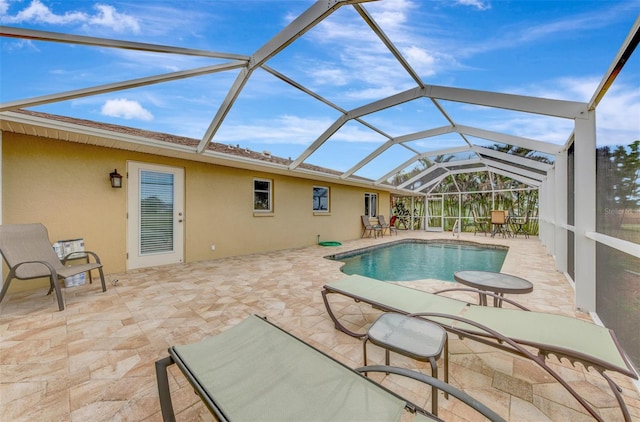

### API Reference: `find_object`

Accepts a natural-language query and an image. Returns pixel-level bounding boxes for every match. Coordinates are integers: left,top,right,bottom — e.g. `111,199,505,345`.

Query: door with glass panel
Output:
127,162,185,270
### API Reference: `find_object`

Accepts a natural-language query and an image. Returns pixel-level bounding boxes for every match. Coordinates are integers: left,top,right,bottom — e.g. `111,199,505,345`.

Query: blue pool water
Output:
332,241,507,282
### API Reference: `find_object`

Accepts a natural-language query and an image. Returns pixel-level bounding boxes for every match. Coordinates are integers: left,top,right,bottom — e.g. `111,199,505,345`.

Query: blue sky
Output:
1,0,638,180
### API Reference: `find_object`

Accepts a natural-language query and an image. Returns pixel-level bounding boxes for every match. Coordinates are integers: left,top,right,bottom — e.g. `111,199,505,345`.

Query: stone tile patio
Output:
1,231,638,421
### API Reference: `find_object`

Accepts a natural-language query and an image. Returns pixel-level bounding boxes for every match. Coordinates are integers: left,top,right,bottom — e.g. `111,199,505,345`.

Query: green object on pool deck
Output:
319,241,342,246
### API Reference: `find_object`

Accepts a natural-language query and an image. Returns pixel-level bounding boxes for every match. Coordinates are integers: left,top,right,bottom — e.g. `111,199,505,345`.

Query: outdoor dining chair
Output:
511,211,531,238
471,209,489,236
490,210,508,238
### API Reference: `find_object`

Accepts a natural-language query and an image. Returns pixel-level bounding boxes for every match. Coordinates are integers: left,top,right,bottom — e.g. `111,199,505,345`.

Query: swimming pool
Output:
328,240,508,282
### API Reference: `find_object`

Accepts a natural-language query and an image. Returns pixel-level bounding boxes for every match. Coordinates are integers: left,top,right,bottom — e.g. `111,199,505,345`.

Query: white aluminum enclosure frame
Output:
0,2,639,318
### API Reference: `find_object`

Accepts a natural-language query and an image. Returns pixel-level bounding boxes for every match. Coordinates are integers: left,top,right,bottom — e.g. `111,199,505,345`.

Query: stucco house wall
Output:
2,131,390,293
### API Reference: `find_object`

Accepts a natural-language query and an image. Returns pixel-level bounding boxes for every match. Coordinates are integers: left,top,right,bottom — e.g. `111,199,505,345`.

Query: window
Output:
313,186,329,212
364,193,377,217
253,178,272,212
140,170,174,254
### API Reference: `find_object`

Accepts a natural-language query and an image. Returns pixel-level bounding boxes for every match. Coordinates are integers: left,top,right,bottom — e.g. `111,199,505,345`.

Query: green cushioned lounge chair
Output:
322,275,639,422
155,314,505,422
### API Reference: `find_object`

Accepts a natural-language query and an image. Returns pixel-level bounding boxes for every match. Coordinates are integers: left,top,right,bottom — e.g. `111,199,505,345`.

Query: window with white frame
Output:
364,193,377,217
253,178,272,212
313,186,330,212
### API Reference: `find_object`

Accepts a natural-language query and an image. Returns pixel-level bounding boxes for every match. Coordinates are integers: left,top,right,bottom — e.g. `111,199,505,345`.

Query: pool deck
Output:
1,231,639,421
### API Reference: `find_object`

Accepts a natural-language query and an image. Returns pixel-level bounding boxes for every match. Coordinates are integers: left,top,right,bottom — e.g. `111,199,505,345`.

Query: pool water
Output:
333,241,507,282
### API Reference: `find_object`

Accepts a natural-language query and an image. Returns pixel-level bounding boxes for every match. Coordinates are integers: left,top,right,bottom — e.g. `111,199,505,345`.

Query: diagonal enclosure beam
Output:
457,125,562,156
487,167,542,187
341,126,457,179
1,1,587,194
197,0,377,153
262,65,393,140
0,62,247,112
353,4,424,88
290,87,424,169
0,26,247,60
292,81,576,172
426,85,589,120
482,158,545,182
472,146,552,172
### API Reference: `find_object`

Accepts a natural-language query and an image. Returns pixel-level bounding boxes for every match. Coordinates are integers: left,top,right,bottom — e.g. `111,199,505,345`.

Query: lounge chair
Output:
378,215,397,236
155,314,505,422
471,209,489,236
322,275,638,422
0,223,106,311
361,215,382,238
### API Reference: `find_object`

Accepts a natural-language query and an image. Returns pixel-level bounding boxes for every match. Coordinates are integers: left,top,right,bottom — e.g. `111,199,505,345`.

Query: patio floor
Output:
1,231,639,421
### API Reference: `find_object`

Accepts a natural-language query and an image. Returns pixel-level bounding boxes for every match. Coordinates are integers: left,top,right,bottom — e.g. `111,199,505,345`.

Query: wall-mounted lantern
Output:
109,169,123,188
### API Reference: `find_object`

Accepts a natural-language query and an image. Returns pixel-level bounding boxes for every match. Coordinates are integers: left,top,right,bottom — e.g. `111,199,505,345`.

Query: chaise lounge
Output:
155,314,505,421
322,275,638,422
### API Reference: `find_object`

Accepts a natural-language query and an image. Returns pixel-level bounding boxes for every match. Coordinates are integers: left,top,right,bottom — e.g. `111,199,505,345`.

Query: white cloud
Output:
2,0,87,25
454,0,491,11
596,83,640,146
0,0,9,16
473,75,640,146
368,0,414,29
101,99,153,121
0,0,139,33
310,67,349,87
217,115,333,145
402,45,437,77
84,4,140,33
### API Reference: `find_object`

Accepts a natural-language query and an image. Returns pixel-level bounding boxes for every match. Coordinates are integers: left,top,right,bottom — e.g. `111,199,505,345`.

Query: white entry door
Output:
127,162,185,270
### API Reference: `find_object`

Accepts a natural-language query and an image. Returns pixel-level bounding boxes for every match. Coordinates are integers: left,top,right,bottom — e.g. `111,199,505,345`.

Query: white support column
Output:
538,180,546,245
545,168,556,256
574,111,597,312
554,150,568,273
0,131,3,288
538,171,555,254
538,170,553,253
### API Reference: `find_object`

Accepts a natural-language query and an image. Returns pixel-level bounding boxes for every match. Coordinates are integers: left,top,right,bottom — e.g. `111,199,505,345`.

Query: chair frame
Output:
490,210,509,238
471,209,489,236
511,211,531,238
0,223,106,311
322,276,638,422
378,215,398,236
361,215,382,238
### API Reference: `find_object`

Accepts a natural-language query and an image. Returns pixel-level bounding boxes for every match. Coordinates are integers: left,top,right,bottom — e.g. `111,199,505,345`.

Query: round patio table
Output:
453,270,533,307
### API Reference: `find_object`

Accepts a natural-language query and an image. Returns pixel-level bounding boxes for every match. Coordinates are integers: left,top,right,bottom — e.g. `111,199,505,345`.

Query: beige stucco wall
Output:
2,132,390,293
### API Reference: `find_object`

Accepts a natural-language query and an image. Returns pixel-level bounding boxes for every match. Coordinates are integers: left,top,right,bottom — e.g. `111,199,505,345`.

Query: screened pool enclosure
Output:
1,1,638,373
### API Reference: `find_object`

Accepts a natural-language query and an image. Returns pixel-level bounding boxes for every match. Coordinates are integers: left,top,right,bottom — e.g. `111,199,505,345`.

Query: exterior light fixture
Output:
109,169,123,188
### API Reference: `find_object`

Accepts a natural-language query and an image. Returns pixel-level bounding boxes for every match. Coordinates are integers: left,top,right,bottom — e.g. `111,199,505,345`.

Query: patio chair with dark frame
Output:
361,215,382,238
156,314,505,422
471,209,489,236
511,211,531,238
0,223,107,311
490,210,509,238
378,215,398,236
